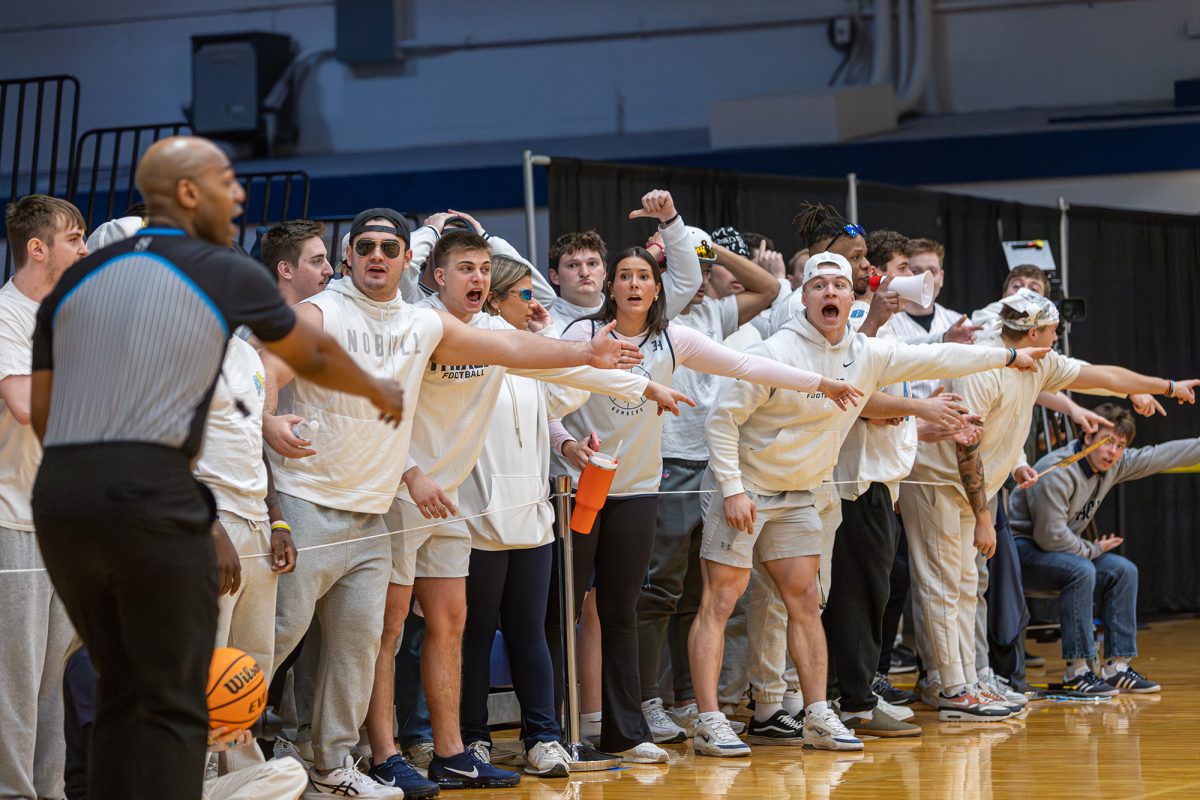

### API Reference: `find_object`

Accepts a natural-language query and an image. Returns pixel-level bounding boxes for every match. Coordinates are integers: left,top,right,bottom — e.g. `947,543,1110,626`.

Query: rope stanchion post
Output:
552,473,620,771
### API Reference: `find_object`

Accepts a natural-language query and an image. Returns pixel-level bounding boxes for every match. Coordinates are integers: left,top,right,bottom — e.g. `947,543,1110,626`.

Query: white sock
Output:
781,691,804,717
698,711,726,725
753,701,782,722
581,711,602,723
805,700,829,717
942,682,967,697
1103,659,1129,676
1065,660,1089,680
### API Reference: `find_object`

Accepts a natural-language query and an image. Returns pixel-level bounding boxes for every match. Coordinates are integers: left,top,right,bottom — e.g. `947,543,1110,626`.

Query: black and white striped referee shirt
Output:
32,227,296,457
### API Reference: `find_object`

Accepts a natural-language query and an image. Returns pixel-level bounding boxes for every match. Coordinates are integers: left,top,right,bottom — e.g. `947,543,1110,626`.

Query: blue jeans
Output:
1015,537,1138,660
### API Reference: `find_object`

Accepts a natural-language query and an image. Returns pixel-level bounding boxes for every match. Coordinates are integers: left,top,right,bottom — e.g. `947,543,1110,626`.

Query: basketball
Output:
206,647,266,731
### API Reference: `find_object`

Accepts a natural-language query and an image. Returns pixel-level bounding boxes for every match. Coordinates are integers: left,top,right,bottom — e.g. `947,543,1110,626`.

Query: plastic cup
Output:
570,453,618,534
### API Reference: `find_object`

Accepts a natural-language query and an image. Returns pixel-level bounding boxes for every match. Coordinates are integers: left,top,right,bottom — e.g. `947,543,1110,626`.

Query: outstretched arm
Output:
432,312,640,371
1070,365,1197,404
674,325,861,409
956,438,996,559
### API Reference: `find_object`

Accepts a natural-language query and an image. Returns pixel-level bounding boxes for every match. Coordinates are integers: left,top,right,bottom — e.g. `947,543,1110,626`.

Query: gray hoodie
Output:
1009,435,1200,559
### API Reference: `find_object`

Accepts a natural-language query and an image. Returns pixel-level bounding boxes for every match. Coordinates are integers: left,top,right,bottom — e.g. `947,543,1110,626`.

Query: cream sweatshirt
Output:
706,311,1011,499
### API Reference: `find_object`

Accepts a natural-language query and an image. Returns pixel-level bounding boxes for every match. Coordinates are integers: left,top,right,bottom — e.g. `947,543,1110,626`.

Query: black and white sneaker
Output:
746,710,805,746
1103,666,1160,694
1060,669,1119,697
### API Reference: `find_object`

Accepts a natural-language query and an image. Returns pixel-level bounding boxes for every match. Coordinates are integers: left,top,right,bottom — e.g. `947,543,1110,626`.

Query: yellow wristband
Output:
271,521,292,533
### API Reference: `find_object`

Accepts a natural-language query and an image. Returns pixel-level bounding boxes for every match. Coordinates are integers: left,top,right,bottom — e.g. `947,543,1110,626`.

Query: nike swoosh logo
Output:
445,766,479,778
843,361,854,367
378,777,397,786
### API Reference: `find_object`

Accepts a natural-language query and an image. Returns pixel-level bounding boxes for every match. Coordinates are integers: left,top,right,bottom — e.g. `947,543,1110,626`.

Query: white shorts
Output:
700,481,840,570
386,498,472,585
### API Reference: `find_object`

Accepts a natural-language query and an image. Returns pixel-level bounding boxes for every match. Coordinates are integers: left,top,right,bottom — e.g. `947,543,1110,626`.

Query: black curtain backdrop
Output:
548,158,1200,615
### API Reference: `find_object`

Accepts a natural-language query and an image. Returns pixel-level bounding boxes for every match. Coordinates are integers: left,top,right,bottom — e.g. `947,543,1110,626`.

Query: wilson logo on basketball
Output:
222,663,262,695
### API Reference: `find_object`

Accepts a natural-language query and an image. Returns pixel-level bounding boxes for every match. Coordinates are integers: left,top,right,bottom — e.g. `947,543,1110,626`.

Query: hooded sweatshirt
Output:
1009,435,1200,559
397,294,648,506
832,301,916,503
270,278,444,514
460,374,589,551
706,310,1011,499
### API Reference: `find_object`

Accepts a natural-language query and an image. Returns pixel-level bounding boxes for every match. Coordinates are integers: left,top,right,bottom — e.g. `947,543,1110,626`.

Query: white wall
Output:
3,0,1199,156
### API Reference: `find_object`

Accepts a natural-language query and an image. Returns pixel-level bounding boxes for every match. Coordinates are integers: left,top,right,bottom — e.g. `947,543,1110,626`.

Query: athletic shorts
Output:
700,480,840,569
386,498,471,585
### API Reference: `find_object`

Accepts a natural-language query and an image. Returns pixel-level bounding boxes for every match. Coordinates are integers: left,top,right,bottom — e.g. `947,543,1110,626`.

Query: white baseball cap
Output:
801,251,853,286
85,216,144,252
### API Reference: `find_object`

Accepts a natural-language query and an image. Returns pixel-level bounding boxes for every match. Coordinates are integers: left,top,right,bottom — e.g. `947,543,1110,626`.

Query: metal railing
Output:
68,121,190,230
235,170,311,246
1,74,81,277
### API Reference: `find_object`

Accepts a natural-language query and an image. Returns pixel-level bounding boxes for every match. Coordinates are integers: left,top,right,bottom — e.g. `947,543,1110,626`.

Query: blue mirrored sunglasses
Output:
502,288,533,301
827,222,867,248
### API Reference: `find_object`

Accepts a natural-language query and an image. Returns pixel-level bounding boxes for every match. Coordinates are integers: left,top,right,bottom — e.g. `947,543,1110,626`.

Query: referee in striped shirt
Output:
29,136,405,800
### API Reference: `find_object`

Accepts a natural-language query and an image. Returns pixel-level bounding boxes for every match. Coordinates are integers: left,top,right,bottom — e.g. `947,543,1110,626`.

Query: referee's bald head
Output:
135,136,246,247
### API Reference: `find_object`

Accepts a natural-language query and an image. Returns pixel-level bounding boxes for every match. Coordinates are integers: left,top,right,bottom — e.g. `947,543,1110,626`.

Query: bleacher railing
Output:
1,75,81,277
69,121,191,230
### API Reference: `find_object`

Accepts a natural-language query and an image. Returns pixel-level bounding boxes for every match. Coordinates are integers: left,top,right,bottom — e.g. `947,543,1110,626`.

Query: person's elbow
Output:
9,402,31,427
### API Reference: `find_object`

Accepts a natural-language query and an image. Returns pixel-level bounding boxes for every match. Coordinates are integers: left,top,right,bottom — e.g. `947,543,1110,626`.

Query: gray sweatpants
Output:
0,527,73,800
215,511,277,773
273,494,390,771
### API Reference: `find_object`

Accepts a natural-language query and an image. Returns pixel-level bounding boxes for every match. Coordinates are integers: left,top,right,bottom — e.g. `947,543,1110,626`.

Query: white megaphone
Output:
869,271,935,308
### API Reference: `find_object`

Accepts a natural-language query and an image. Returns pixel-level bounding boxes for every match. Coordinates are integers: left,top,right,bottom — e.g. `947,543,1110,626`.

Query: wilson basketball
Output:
206,647,266,730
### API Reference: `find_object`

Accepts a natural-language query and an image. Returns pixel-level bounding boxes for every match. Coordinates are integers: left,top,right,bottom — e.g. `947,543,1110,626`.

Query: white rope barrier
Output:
0,478,969,575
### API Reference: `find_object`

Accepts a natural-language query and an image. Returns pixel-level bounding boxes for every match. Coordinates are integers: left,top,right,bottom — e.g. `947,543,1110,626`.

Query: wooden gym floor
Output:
475,616,1200,800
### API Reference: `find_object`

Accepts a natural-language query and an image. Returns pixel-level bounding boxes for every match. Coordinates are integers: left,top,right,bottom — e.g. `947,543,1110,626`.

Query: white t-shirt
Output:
0,280,40,530
195,337,270,522
661,296,739,461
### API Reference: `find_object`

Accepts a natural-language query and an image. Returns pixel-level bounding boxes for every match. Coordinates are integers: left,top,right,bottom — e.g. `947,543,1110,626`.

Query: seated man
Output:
1009,402,1200,695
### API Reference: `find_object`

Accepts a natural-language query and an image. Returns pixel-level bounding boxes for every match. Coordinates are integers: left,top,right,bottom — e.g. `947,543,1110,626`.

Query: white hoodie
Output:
706,310,1011,499
460,374,588,550
270,278,444,514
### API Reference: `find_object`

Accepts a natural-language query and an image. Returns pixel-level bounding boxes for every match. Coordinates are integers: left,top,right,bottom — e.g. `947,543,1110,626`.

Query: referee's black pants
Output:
823,483,900,714
34,444,218,800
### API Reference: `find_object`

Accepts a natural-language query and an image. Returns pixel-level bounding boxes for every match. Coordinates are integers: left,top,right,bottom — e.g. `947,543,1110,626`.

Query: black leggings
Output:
462,544,559,749
545,495,658,753
35,444,217,800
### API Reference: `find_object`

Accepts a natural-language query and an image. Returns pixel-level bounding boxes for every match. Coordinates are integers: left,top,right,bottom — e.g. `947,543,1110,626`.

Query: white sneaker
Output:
304,756,404,798
875,695,915,722
524,740,571,777
467,739,493,764
693,715,751,758
802,709,865,751
981,671,1029,707
667,701,699,737
616,741,670,764
642,698,688,743
273,736,309,767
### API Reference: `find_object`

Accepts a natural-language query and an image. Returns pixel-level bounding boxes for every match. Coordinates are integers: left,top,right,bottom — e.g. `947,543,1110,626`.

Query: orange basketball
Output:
207,647,266,731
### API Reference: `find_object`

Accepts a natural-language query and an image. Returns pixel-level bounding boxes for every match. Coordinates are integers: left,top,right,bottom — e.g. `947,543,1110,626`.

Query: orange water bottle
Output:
571,453,618,533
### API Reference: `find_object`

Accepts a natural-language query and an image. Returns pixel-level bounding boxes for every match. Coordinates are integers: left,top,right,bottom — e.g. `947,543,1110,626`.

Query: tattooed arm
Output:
956,438,997,559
